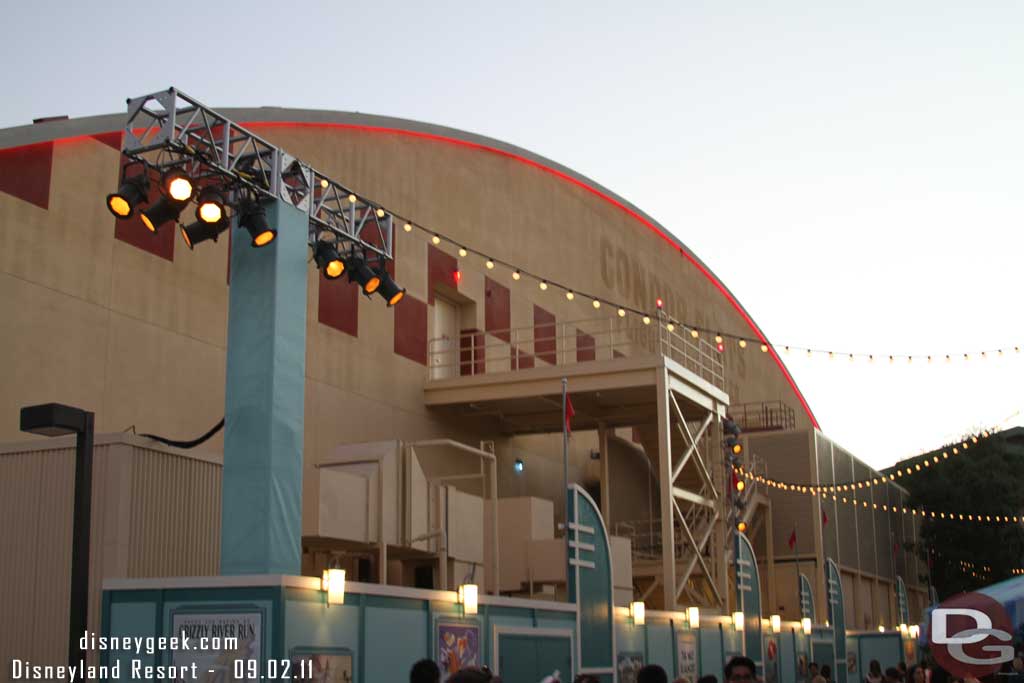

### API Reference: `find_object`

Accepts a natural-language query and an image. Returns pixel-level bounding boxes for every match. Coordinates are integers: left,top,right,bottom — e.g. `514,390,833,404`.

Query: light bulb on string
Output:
761,344,769,353
539,280,548,291
566,290,575,301
739,339,747,348
458,247,468,257
618,308,626,318
667,322,676,332
690,329,699,339
643,316,651,325
485,258,495,270
432,234,441,245
403,222,413,233
512,270,521,281
593,299,601,309
347,194,357,203
715,333,723,344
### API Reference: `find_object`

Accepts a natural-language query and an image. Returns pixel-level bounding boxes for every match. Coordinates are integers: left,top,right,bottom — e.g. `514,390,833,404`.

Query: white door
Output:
430,296,459,380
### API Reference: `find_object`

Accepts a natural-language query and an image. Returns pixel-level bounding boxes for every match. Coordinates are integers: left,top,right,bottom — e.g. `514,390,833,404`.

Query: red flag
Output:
822,509,829,527
565,394,575,436
788,528,797,551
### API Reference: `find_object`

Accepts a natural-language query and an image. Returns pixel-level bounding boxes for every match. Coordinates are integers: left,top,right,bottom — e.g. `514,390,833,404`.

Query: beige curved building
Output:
0,106,926,668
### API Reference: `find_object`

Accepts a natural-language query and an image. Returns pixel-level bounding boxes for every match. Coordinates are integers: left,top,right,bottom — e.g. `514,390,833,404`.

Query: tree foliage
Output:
894,428,1024,599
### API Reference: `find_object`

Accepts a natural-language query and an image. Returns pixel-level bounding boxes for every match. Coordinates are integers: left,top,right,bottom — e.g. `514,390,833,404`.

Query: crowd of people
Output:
408,651,1024,683
407,653,759,683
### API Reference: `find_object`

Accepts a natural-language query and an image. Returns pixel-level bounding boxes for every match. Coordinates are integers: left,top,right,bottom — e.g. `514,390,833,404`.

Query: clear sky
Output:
2,0,1021,469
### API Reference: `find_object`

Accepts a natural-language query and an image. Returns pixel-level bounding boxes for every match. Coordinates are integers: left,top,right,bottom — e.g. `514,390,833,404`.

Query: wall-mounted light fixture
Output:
688,606,700,630
322,568,345,605
801,617,812,635
732,611,744,631
459,584,478,615
878,625,885,633
630,601,646,626
899,623,908,636
908,625,920,639
770,615,781,634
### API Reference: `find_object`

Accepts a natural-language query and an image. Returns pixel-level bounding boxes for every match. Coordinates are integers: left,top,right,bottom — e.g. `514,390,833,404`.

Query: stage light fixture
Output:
374,269,406,306
180,218,229,250
140,196,187,233
239,201,276,247
346,256,381,295
736,521,747,533
313,241,345,280
106,173,149,219
162,170,194,202
195,188,226,224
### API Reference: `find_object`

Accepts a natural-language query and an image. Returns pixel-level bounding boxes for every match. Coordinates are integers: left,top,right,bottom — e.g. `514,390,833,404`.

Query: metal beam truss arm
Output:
121,87,393,260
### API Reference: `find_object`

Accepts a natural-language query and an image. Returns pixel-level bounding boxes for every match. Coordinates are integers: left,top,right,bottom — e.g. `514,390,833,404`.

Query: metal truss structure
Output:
120,88,393,261
631,367,730,611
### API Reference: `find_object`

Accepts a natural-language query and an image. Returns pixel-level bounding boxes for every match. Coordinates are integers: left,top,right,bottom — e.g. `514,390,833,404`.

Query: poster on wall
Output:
676,632,699,683
617,653,645,683
437,621,480,680
289,648,354,683
169,609,262,683
765,637,779,683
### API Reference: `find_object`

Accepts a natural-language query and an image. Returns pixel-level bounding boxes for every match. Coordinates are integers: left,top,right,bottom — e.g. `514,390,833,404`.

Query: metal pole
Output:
562,377,569,532
69,412,94,667
794,520,803,617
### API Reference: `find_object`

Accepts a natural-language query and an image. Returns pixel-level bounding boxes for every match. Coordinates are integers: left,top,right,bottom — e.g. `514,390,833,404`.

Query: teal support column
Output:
221,199,308,575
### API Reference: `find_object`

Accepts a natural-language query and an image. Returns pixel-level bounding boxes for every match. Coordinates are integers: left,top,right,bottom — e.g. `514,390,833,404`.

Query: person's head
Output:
899,663,908,674
909,666,925,683
448,668,492,683
411,659,441,683
725,656,757,683
822,665,832,680
1013,657,1024,673
698,675,719,683
885,668,902,683
810,663,821,676
871,661,882,676
638,665,670,683
574,676,599,683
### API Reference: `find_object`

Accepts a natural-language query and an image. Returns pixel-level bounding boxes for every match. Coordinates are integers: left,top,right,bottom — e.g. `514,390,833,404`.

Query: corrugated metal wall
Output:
0,435,220,676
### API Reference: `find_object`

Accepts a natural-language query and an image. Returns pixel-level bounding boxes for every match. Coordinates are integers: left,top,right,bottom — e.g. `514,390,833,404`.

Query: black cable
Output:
140,418,224,449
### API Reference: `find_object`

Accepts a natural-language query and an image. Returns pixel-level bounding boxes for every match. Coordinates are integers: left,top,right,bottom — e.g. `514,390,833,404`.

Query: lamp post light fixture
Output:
322,568,345,605
732,611,745,631
20,403,95,669
459,584,479,615
630,601,646,626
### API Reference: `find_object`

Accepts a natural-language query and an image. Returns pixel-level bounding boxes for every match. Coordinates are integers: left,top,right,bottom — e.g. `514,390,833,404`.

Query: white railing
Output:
427,315,725,389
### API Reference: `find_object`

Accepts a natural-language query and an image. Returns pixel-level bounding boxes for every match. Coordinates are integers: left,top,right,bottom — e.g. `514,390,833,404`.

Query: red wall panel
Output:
534,305,556,365
576,329,596,362
319,275,359,338
394,295,428,365
0,141,53,210
427,245,458,305
485,277,511,342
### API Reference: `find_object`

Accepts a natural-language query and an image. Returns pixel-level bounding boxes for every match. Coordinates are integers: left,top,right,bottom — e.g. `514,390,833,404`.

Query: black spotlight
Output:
162,169,195,202
106,173,149,219
140,196,188,233
239,201,276,247
195,188,226,224
313,241,345,280
180,217,230,250
374,268,406,306
346,255,381,295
